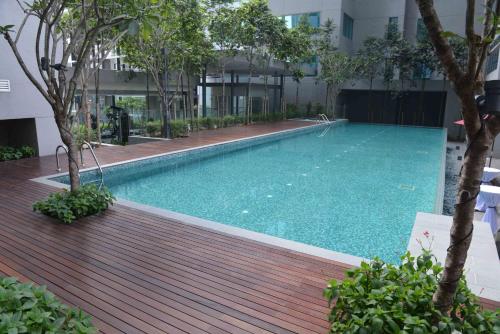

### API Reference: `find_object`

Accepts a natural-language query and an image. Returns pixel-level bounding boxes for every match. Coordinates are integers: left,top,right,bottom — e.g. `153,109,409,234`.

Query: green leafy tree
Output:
120,0,178,138
208,1,240,120
276,15,315,113
1,0,143,191
236,0,278,123
317,19,358,118
170,0,212,122
357,37,385,122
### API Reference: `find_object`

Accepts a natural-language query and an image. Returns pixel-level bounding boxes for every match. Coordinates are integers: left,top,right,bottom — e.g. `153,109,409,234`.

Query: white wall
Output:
0,1,62,156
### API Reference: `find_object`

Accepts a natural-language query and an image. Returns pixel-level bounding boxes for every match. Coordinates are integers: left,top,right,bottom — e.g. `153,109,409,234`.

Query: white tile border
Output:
434,128,448,214
409,212,500,302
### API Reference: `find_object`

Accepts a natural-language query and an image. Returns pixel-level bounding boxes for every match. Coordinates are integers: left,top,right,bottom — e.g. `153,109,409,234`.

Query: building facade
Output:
0,0,495,156
268,0,483,140
0,1,62,156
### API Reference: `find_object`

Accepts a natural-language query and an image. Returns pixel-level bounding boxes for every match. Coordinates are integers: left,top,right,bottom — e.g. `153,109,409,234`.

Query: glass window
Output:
389,16,398,26
486,48,499,74
309,12,320,28
281,12,320,29
343,13,353,40
416,18,428,41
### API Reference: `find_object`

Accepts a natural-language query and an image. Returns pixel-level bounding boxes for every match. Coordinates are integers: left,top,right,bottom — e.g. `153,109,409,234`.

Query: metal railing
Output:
81,141,104,189
55,145,69,172
55,141,104,189
318,114,331,123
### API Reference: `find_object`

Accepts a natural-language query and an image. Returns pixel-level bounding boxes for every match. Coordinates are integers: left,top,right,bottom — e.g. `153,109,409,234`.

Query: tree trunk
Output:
419,79,426,125
433,108,492,310
221,65,226,121
368,77,373,122
79,82,91,142
295,82,299,108
187,71,194,130
57,120,80,192
246,49,254,125
95,73,101,144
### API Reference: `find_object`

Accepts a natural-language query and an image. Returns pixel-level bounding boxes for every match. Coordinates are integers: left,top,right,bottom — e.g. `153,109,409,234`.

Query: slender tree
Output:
317,19,358,118
208,2,240,121
236,0,276,124
415,0,500,311
120,0,176,138
357,37,385,122
275,14,315,115
1,0,142,191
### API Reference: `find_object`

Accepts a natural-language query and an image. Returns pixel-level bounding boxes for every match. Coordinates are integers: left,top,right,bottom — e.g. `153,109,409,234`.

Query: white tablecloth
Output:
475,167,500,211
482,167,500,182
478,185,500,235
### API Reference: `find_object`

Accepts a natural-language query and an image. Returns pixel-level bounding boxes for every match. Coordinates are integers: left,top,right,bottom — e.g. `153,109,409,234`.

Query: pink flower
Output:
423,231,430,238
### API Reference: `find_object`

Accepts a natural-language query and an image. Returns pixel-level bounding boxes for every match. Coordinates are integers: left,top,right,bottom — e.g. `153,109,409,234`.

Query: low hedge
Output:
0,146,36,161
324,251,500,333
33,184,115,224
0,276,96,333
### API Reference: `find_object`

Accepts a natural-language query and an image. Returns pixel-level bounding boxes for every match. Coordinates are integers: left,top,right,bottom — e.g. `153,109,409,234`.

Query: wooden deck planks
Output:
0,121,498,334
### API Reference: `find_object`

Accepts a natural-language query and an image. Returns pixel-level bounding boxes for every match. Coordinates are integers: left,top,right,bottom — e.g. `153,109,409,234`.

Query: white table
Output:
478,185,500,235
482,167,500,183
475,167,500,211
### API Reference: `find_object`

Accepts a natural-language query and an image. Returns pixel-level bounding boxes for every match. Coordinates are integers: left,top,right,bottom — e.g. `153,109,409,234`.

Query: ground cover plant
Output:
0,276,96,333
324,250,500,334
0,146,35,161
33,184,115,224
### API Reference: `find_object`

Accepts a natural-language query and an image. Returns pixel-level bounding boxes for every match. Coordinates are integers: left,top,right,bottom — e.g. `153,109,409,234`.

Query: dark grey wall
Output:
0,118,38,151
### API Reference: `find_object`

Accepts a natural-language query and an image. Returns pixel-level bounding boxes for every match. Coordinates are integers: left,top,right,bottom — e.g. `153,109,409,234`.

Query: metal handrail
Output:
318,114,331,123
55,145,68,172
81,141,104,189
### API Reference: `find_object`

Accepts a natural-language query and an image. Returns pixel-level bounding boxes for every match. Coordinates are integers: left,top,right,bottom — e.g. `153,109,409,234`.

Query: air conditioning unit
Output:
0,79,11,92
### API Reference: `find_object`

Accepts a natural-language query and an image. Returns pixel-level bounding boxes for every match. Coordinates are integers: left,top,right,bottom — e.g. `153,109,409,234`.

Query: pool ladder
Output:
317,114,331,123
55,141,104,189
317,114,332,137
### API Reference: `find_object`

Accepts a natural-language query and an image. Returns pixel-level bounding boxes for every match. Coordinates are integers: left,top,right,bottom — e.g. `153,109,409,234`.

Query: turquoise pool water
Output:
54,123,446,263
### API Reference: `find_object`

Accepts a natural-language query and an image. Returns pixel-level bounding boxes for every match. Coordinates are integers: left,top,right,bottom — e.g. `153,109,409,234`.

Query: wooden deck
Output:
0,121,497,333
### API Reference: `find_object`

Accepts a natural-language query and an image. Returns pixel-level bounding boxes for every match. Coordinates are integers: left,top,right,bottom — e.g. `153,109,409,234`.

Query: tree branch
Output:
2,32,53,104
475,0,500,81
415,0,466,86
465,0,478,78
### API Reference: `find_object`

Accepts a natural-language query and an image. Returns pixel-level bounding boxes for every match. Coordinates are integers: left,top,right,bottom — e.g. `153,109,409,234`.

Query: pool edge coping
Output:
434,128,448,214
32,119,367,267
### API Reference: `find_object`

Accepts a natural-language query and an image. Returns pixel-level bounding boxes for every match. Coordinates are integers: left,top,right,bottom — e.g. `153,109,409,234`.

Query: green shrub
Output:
33,184,115,224
324,251,500,334
285,104,304,119
0,276,96,333
170,120,189,138
188,118,200,131
306,101,313,116
199,117,216,129
145,120,161,136
0,146,36,161
222,115,244,127
73,125,97,146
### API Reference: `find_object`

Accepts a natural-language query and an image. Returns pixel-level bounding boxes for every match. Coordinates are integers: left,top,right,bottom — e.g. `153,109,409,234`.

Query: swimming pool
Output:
50,122,446,263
